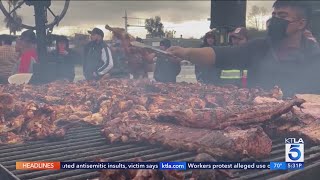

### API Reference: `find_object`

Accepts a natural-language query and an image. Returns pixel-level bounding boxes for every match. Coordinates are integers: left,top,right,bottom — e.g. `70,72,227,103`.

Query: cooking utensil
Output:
130,41,183,62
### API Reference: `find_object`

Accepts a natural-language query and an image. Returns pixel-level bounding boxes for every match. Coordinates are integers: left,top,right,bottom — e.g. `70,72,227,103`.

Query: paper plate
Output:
8,73,33,85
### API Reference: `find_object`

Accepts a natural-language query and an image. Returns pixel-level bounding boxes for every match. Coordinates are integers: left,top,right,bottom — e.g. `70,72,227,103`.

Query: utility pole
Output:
25,0,54,84
123,11,146,30
123,10,128,32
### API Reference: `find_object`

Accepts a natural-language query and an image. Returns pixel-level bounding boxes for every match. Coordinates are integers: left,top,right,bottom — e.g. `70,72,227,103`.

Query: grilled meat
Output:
16,103,59,141
102,116,272,159
105,25,153,79
0,93,15,123
0,93,67,144
1,79,282,109
265,95,320,144
0,79,305,150
105,24,135,43
153,99,304,130
253,96,283,104
0,132,23,144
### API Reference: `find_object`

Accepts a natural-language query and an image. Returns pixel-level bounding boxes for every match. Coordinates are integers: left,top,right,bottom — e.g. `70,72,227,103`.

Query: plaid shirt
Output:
0,45,18,79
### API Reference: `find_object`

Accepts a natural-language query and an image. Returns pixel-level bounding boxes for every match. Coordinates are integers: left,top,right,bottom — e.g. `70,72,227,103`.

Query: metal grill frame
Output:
1,125,320,180
0,164,19,180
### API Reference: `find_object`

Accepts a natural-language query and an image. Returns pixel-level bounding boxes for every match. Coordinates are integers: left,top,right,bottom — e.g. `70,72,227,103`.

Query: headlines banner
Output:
15,161,302,170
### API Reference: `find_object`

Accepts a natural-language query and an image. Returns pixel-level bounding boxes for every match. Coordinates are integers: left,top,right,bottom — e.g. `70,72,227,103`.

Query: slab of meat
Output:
143,83,283,107
102,117,272,160
264,94,320,144
0,93,67,144
0,79,288,145
105,24,154,79
294,94,320,119
264,116,320,144
153,99,304,130
0,132,23,144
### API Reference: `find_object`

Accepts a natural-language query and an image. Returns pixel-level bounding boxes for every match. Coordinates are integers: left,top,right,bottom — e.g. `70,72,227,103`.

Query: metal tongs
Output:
130,41,183,63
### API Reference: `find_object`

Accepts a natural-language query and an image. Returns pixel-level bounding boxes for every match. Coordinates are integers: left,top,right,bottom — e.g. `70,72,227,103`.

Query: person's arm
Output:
96,47,114,76
167,39,266,69
166,47,215,65
185,47,216,65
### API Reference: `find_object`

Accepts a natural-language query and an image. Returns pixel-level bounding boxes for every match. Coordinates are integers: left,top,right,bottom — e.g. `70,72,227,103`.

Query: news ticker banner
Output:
15,162,304,170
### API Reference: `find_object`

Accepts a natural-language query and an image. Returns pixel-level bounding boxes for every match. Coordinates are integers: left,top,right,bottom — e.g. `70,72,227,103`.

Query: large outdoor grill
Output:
1,125,320,180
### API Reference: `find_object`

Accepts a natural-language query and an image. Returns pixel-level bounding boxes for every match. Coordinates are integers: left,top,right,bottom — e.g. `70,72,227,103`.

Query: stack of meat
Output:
102,94,304,160
0,79,285,129
264,94,320,144
0,93,65,144
0,78,314,159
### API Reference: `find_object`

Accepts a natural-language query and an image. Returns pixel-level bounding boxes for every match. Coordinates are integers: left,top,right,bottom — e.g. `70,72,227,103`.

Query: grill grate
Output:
1,126,320,180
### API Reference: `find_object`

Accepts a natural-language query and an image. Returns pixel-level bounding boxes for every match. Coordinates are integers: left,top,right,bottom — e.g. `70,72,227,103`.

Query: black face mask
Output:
267,17,290,42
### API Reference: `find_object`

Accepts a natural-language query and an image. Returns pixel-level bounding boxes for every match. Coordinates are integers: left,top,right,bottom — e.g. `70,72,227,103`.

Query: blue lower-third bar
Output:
270,162,287,170
159,162,186,170
287,162,304,170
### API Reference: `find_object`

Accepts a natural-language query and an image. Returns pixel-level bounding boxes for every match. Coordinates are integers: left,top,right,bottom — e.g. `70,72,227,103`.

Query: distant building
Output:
146,34,152,39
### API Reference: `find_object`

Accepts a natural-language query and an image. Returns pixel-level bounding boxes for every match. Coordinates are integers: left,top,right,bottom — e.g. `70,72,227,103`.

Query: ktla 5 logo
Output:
285,138,304,162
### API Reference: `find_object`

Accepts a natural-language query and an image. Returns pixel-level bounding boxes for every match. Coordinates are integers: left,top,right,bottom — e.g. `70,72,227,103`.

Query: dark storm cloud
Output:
0,1,210,27
59,1,211,26
0,0,274,31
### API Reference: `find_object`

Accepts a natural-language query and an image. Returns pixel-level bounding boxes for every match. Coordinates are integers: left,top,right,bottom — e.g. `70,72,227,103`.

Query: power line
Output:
123,10,128,32
123,11,147,31
128,23,146,28
126,17,146,20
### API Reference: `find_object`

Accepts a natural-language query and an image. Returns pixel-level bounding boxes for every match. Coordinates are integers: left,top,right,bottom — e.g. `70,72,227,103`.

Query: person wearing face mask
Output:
83,28,114,80
195,31,221,84
166,0,320,96
267,17,317,44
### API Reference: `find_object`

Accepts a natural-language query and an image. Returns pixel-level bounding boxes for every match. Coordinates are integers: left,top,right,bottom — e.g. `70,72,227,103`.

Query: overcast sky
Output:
0,0,275,38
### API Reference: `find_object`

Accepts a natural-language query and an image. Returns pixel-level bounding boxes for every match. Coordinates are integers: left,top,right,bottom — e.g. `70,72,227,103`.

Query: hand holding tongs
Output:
130,41,184,63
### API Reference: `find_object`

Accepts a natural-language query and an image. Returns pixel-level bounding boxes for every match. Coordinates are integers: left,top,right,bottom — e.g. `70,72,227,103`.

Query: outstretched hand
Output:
166,46,189,59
